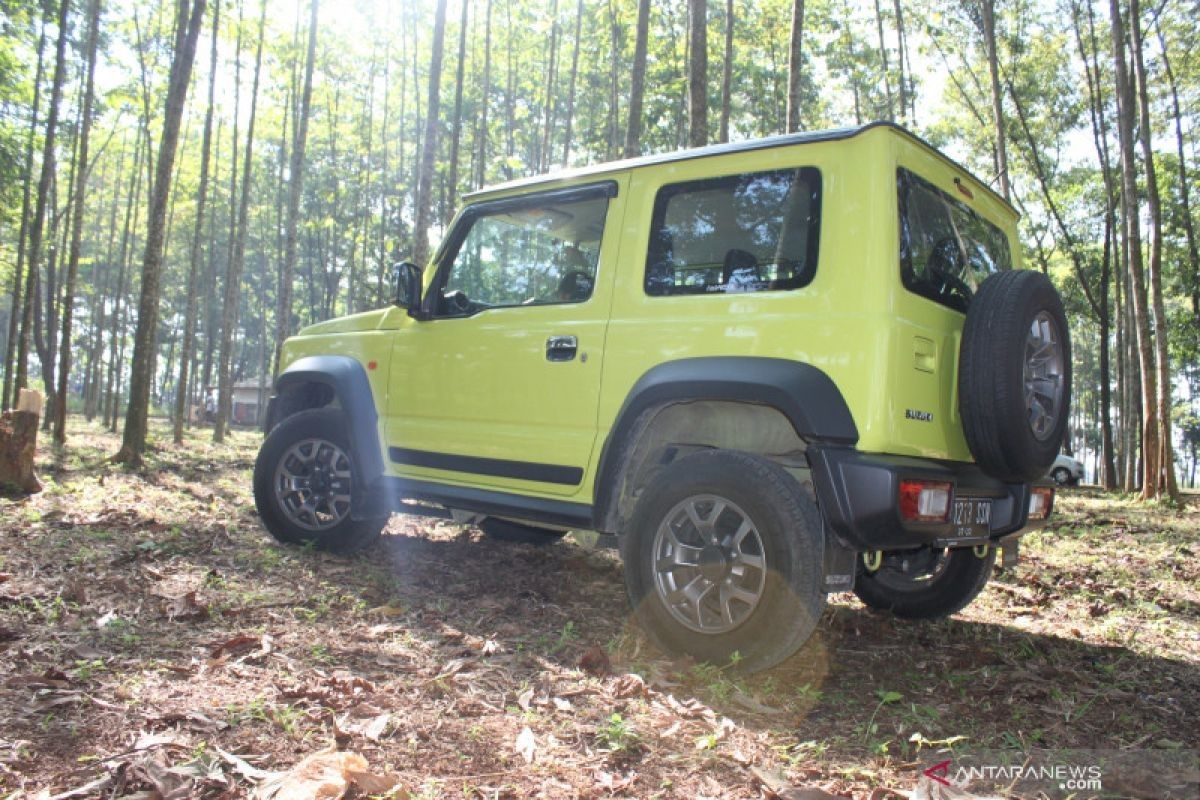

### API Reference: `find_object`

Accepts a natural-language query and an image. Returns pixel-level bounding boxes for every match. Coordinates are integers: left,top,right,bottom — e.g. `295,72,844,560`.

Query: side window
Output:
437,194,608,316
644,167,821,296
897,168,1011,313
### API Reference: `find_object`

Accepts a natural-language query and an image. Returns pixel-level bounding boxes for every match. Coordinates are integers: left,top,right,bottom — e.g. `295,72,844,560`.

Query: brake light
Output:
1028,487,1054,519
899,480,952,522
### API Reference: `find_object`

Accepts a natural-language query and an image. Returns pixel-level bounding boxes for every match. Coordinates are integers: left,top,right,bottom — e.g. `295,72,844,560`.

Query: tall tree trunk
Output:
2,12,48,411
561,0,580,166
785,0,804,132
539,0,559,172
15,0,71,412
625,0,650,157
413,0,448,265
872,0,893,120
274,0,317,372
446,0,468,219
476,0,493,182
980,0,1009,200
687,0,707,147
1128,0,1178,500
718,0,732,143
53,0,102,444
1108,0,1158,498
174,0,220,444
114,0,208,464
893,0,908,121
214,0,265,443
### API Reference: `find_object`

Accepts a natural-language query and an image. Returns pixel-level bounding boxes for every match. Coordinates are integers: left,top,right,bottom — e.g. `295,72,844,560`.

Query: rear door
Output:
384,179,626,498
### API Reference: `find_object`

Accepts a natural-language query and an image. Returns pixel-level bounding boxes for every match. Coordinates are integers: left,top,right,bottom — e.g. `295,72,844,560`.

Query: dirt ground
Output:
1,418,1197,799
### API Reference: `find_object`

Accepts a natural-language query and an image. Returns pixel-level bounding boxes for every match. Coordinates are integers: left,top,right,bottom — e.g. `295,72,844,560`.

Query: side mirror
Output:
392,261,422,313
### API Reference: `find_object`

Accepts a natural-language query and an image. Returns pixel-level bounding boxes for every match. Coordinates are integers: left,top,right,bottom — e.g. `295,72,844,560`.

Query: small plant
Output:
861,689,902,745
595,713,641,753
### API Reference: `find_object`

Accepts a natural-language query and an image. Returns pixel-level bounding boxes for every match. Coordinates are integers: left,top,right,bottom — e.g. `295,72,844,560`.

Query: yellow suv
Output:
254,122,1070,671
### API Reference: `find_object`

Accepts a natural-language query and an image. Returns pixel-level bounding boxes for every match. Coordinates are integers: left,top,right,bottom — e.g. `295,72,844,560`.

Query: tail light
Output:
1028,487,1054,519
899,480,952,522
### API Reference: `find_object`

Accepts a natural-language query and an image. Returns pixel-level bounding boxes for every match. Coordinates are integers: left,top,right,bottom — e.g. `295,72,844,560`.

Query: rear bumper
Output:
808,446,1050,551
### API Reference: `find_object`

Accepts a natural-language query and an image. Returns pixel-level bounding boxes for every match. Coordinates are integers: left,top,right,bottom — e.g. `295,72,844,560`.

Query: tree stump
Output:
0,389,43,494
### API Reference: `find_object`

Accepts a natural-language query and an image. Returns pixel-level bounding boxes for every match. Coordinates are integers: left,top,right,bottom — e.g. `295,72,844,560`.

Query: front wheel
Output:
253,409,385,553
620,450,825,673
854,546,995,619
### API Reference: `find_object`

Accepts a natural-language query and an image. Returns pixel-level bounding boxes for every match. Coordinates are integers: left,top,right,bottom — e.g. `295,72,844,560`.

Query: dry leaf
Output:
164,590,209,621
210,633,259,659
255,749,402,800
579,645,611,676
515,726,537,764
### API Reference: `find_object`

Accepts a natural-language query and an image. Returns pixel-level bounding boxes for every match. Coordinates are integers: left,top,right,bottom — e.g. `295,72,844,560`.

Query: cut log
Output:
1,389,43,494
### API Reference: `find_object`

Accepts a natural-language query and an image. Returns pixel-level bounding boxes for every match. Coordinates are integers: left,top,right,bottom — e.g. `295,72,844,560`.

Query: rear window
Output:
897,168,1010,313
645,167,821,296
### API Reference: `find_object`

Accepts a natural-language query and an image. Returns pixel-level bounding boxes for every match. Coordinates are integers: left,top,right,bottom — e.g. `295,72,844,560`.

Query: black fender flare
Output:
268,355,384,491
592,356,858,529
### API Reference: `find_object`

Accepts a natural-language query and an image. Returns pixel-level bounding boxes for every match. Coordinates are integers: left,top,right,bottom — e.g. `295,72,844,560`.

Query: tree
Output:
625,0,651,157
980,0,1009,200
114,0,208,464
785,0,804,132
687,0,707,147
53,0,102,444
718,0,733,143
412,0,448,265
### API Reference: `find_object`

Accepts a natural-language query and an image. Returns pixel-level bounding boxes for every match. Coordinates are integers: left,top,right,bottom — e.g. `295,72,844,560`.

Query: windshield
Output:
897,168,1011,313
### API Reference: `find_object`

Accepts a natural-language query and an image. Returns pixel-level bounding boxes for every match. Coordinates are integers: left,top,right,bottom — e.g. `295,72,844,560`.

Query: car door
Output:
385,179,626,499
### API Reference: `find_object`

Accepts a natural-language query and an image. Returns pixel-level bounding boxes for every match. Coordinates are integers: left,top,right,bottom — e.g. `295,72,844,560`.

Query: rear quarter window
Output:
898,168,1011,313
644,167,821,296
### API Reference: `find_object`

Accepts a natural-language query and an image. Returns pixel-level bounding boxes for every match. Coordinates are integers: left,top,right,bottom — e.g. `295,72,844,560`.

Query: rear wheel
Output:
1051,467,1072,486
854,547,994,619
253,409,385,553
620,450,825,673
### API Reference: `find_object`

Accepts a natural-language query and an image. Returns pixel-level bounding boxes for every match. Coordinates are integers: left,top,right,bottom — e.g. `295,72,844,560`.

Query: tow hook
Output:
863,551,883,572
972,544,990,559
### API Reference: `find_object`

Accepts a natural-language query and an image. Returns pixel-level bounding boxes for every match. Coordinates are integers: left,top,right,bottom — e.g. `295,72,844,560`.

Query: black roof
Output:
465,121,1014,215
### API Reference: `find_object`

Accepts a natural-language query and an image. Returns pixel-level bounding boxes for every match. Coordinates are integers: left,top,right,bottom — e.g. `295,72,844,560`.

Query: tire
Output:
1051,467,1071,486
959,270,1072,483
854,547,994,619
620,450,825,673
479,518,567,545
253,409,385,553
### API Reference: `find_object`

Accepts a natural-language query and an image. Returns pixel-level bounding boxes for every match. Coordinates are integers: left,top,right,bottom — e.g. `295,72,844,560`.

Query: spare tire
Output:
959,270,1071,483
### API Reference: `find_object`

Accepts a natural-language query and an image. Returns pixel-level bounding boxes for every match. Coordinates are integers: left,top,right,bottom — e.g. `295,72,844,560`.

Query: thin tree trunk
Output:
893,0,908,121
214,0,265,443
114,0,208,464
1108,0,1158,498
538,0,559,172
561,0,580,166
872,0,893,120
274,0,317,373
53,0,102,444
687,0,707,147
413,0,448,265
174,0,220,444
1128,0,1177,500
2,13,48,411
625,0,650,157
980,0,1009,200
446,0,468,218
15,0,71,411
718,0,732,143
476,0,493,182
785,0,804,132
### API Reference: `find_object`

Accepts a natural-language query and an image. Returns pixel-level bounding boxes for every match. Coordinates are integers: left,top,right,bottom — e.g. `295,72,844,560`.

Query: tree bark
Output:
538,0,559,172
114,0,208,464
718,0,733,143
174,0,220,444
980,0,1009,200
785,0,804,132
687,0,707,147
446,0,468,220
412,0,448,266
561,0,580,166
53,0,102,444
274,0,317,373
872,0,893,120
1128,0,1177,500
476,0,493,182
14,0,71,413
214,0,266,443
625,0,651,157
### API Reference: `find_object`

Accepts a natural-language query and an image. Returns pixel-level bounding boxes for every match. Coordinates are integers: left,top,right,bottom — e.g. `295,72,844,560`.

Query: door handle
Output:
546,335,578,362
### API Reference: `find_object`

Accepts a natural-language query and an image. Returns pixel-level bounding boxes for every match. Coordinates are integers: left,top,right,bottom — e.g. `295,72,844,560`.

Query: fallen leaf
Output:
516,726,537,764
164,591,209,621
579,645,611,676
610,673,647,699
209,634,259,659
254,749,402,800
66,643,106,660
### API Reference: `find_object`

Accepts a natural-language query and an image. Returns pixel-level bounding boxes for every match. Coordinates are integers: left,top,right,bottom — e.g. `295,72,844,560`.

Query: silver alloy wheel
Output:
273,438,353,531
651,494,767,634
1024,310,1065,441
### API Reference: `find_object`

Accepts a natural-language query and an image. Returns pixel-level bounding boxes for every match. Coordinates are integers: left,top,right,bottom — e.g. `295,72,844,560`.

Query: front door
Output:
385,180,626,498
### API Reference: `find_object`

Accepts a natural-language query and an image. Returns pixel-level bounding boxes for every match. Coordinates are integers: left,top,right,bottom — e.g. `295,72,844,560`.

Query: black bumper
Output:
808,445,1049,551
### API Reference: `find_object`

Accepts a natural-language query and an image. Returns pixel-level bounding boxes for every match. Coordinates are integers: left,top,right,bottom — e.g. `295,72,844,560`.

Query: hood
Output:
295,308,392,336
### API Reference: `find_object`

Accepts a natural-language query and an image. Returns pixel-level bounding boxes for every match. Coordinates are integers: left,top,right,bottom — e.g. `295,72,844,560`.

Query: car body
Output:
255,122,1070,671
1048,453,1085,486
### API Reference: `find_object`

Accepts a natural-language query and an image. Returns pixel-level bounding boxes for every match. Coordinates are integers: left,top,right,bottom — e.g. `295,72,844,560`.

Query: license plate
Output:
951,497,992,538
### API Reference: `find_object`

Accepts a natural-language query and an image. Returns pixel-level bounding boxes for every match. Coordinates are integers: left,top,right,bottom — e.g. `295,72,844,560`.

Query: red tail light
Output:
1028,487,1054,519
899,480,952,522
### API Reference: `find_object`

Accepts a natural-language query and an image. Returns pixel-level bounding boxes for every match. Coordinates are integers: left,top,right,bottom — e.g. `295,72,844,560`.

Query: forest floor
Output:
0,417,1197,799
